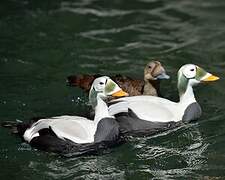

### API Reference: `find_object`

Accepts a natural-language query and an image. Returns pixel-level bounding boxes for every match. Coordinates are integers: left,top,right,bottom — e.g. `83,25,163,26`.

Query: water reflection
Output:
36,154,126,179
28,124,209,179
129,125,207,178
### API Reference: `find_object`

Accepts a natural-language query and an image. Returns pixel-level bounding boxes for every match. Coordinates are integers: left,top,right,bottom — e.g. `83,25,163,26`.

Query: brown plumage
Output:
67,61,169,97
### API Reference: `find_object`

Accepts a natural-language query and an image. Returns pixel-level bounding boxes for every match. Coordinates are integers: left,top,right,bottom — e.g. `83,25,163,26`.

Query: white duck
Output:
13,76,128,155
108,64,219,128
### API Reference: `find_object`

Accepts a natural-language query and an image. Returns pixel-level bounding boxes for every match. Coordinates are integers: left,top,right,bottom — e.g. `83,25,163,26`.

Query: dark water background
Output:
0,0,225,179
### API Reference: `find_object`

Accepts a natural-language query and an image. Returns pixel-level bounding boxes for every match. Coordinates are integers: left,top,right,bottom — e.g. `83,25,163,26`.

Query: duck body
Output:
108,64,219,135
109,95,201,123
67,61,169,97
20,115,120,155
2,76,128,156
24,115,120,144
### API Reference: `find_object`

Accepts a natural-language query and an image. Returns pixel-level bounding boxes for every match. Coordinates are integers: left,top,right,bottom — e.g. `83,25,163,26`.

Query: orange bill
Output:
202,74,220,82
111,90,129,97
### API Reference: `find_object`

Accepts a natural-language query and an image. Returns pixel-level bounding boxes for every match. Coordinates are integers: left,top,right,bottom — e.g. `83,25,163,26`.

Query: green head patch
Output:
195,66,207,81
105,80,116,94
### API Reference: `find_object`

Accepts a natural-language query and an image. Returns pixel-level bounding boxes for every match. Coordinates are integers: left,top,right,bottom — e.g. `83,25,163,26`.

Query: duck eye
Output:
148,65,152,69
99,82,104,85
190,69,194,71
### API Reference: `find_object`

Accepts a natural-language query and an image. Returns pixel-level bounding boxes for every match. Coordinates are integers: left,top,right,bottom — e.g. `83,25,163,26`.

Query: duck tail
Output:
1,120,28,136
1,120,19,128
2,117,46,140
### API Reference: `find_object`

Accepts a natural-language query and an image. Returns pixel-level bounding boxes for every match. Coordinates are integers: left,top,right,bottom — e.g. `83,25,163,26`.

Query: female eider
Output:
108,64,219,135
2,76,128,156
67,60,170,97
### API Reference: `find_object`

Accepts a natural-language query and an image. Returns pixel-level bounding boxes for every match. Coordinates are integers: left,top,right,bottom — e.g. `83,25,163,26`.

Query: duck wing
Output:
24,116,96,144
109,96,179,122
50,116,96,143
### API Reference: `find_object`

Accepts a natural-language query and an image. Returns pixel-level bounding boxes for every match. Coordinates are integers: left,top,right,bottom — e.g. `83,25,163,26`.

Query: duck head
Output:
144,61,170,81
177,64,219,97
89,76,128,108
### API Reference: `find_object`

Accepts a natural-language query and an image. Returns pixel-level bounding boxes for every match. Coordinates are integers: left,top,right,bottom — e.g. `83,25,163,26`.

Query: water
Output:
0,0,225,179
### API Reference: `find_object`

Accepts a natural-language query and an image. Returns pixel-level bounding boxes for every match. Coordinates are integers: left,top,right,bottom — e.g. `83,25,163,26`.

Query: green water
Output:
0,0,225,179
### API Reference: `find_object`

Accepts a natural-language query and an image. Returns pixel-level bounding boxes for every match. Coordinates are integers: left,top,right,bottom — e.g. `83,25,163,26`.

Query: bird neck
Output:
177,72,196,105
94,96,112,124
179,83,196,105
143,79,159,96
89,88,98,109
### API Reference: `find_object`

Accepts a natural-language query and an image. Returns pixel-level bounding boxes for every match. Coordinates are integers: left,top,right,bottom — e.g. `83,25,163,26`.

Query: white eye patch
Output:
93,76,109,91
183,65,196,79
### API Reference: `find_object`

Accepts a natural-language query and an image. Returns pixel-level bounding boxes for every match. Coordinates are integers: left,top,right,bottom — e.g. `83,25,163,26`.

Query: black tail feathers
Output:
1,121,19,128
1,120,29,138
1,117,45,137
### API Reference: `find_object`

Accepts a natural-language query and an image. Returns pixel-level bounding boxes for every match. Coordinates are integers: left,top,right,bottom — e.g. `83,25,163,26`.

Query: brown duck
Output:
67,61,170,97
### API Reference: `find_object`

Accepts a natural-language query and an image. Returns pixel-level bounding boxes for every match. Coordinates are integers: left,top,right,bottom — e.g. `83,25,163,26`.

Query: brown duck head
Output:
144,61,170,81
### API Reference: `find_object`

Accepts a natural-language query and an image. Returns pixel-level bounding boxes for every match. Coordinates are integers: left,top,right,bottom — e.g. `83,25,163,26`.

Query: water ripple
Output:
59,7,133,17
